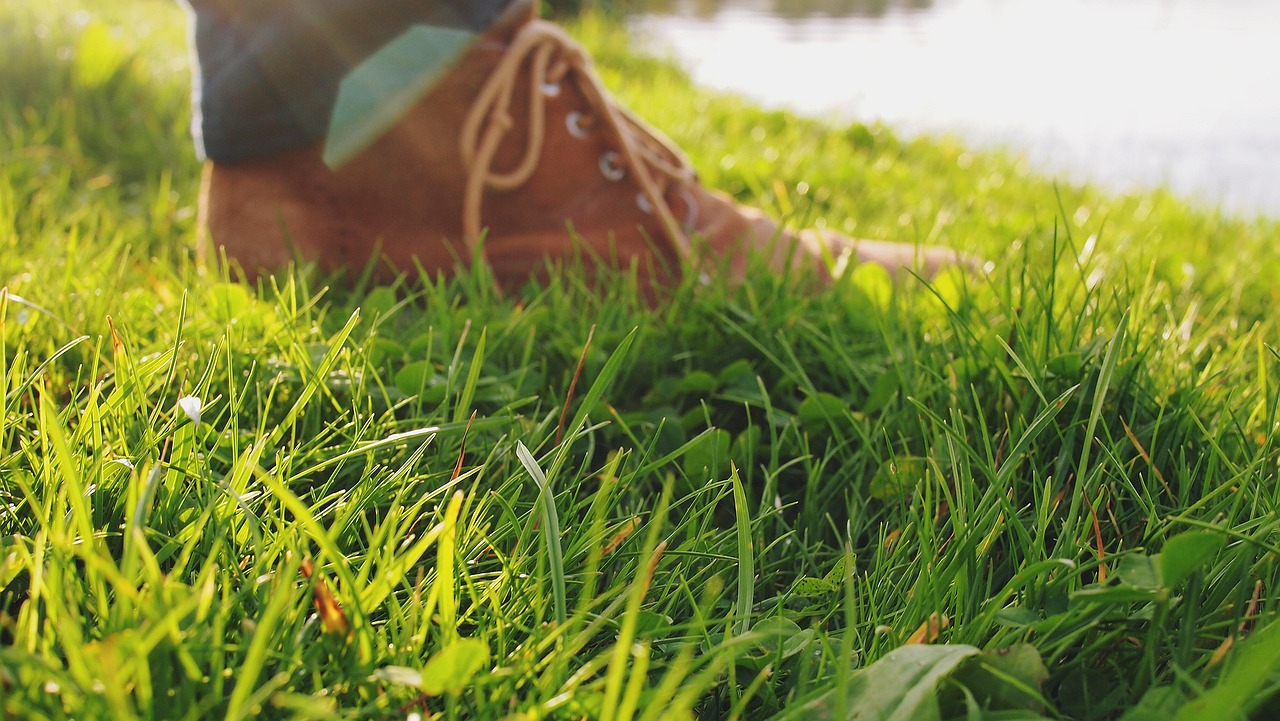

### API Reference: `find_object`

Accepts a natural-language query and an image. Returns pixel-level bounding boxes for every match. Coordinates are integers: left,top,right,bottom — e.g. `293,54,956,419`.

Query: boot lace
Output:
459,19,697,260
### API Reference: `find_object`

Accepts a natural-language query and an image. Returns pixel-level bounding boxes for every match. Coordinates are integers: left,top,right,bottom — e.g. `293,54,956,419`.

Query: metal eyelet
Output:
636,192,654,214
540,81,562,97
598,151,625,181
565,111,592,139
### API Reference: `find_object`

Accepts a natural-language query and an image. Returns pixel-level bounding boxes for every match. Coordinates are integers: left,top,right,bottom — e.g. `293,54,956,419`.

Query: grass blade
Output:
517,441,567,626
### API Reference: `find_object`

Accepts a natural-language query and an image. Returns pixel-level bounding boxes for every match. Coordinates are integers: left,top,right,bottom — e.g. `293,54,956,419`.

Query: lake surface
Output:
628,0,1280,217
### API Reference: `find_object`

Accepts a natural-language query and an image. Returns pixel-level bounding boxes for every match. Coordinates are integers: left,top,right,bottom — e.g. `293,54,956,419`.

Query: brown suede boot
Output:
200,0,963,293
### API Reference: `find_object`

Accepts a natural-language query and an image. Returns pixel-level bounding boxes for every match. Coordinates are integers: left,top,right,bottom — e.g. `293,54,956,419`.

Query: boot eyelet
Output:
599,151,626,181
540,81,562,97
636,192,654,214
566,111,593,138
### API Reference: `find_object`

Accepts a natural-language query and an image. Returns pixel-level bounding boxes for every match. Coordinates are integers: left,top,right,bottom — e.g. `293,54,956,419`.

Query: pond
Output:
627,0,1280,217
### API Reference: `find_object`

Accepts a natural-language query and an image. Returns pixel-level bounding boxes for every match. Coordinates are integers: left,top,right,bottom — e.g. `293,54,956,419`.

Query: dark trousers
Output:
183,0,516,162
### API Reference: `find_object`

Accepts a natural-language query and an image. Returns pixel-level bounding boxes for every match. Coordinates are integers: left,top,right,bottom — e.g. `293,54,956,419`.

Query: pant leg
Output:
183,0,517,162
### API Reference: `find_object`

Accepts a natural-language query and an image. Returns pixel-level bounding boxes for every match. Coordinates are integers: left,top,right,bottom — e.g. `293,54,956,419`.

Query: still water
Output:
628,0,1280,217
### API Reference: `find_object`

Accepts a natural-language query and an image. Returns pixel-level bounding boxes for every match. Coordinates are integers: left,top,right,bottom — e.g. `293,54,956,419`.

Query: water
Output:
628,0,1280,217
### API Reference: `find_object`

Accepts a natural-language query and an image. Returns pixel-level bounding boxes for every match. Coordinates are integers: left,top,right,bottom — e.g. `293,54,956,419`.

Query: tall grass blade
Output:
517,441,567,626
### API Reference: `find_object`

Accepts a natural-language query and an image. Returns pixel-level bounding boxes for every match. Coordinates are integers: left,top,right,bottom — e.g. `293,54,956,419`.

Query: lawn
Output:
2,1,1279,719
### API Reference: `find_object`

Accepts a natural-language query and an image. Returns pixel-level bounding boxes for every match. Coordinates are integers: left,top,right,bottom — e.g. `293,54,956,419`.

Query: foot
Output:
199,0,967,293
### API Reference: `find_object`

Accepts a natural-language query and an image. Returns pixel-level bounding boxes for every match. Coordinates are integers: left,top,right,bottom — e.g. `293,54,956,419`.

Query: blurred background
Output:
553,0,1280,218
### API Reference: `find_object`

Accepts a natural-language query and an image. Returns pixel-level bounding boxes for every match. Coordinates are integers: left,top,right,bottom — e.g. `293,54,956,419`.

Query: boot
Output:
200,0,964,293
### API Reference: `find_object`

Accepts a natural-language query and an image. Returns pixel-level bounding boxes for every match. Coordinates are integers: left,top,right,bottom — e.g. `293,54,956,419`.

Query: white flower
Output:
177,395,202,428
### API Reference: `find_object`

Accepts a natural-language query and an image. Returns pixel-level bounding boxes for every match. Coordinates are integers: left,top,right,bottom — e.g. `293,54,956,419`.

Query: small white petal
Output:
177,396,202,427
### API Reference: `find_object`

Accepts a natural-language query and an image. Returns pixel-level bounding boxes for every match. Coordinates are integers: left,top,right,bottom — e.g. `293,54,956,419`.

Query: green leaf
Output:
365,337,405,366
394,361,448,404
1046,352,1084,379
1116,552,1162,591
784,629,816,659
1070,585,1158,606
777,644,1055,721
835,644,979,720
393,360,435,396
717,359,758,393
419,638,490,696
869,456,928,501
361,286,399,318
791,577,839,598
948,644,1049,714
371,665,424,688
633,610,672,636
681,428,731,481
822,554,850,585
863,370,901,413
748,617,814,661
677,370,717,394
797,392,847,430
1159,531,1224,588
791,555,848,598
993,606,1042,628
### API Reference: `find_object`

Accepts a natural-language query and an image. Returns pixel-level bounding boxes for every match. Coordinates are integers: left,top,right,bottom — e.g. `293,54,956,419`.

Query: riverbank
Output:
629,0,1280,218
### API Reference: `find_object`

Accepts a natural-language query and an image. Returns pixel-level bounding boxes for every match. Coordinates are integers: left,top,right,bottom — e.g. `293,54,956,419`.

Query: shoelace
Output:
459,19,697,260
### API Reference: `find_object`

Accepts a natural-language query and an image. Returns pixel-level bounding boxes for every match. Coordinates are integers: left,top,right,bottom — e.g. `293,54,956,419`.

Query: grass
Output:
3,0,1280,718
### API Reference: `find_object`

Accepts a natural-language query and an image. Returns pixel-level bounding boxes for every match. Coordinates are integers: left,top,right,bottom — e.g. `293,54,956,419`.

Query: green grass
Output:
3,1,1280,719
